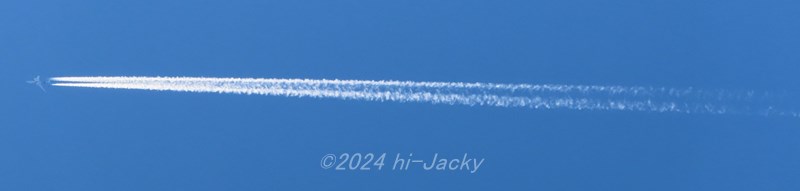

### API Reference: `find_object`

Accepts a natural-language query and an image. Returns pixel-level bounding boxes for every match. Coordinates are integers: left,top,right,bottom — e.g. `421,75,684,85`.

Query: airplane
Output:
27,76,46,92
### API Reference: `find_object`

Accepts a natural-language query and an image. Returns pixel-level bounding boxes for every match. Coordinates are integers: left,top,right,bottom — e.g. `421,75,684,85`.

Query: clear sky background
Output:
2,0,800,190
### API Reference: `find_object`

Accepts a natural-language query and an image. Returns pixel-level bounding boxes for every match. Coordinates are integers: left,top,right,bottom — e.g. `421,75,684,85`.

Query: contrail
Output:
49,76,799,117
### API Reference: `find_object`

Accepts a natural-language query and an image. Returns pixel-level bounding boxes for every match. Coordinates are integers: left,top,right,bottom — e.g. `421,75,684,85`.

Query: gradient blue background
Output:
2,0,800,190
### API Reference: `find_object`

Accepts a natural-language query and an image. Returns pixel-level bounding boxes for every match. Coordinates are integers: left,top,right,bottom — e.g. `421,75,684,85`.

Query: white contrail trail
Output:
49,76,799,117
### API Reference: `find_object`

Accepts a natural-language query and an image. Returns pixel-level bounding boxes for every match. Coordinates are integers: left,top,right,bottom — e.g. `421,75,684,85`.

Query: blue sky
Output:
2,0,800,190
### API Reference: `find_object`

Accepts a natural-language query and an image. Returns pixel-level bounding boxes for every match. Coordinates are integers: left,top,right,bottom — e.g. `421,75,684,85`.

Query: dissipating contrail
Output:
49,76,800,117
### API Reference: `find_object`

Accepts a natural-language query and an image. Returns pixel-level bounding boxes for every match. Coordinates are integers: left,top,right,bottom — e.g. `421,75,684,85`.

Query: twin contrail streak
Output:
50,76,799,117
